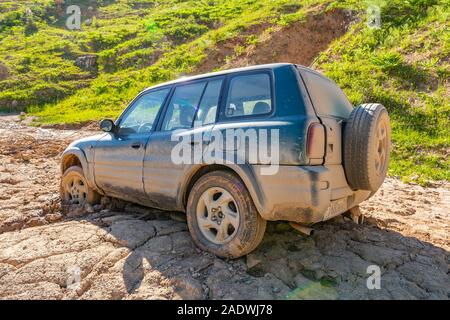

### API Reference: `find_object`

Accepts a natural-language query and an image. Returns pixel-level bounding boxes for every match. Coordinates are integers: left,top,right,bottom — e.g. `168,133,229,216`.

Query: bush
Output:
24,19,38,36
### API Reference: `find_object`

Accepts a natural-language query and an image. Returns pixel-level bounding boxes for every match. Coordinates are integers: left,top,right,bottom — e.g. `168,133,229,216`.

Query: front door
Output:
93,88,170,203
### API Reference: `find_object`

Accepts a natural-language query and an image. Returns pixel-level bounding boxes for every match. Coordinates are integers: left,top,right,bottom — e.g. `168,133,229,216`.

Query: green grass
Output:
0,0,448,184
316,0,449,184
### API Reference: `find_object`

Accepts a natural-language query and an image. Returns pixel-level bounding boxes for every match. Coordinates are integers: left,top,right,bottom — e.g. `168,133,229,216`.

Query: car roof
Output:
143,63,296,91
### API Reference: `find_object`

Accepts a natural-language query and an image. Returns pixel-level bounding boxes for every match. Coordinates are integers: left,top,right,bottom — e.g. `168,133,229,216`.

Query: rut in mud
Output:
0,115,448,300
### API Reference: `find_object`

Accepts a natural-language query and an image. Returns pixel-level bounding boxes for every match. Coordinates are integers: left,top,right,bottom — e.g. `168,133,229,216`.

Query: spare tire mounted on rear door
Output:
343,103,391,192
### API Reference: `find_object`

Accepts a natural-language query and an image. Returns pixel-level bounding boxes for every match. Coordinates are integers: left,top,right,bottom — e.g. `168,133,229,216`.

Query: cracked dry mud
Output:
0,114,449,300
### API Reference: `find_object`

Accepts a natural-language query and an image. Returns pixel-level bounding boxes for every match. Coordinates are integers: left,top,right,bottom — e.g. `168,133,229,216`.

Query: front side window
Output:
119,88,170,135
224,73,272,118
161,82,206,131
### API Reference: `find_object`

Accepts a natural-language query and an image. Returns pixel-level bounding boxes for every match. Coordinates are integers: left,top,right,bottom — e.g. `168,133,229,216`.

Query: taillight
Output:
306,122,325,160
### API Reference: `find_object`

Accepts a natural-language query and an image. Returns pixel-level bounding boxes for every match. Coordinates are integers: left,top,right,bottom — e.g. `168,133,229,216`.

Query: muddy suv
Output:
61,63,391,258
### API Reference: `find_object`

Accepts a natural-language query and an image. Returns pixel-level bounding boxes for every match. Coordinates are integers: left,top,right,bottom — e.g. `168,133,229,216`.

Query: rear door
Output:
298,67,353,165
143,77,224,210
210,71,279,170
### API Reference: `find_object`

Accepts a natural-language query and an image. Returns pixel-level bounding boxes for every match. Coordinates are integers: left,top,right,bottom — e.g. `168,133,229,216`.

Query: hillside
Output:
0,0,448,184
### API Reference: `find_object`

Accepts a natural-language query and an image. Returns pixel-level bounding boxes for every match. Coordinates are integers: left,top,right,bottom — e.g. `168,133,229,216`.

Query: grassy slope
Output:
317,0,449,184
0,0,448,184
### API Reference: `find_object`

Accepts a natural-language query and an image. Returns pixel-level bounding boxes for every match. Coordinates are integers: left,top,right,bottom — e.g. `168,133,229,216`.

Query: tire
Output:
186,171,266,258
60,166,100,205
343,103,391,191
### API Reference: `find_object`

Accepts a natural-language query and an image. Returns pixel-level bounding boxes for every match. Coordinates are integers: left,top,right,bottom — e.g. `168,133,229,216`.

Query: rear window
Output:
300,69,353,118
224,73,272,118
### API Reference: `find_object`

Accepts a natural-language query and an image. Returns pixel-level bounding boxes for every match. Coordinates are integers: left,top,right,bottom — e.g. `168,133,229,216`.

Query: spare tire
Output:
343,103,391,191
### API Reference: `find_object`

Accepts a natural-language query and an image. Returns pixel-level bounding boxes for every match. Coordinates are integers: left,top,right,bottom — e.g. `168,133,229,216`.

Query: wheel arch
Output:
61,153,83,173
180,164,266,216
61,148,98,191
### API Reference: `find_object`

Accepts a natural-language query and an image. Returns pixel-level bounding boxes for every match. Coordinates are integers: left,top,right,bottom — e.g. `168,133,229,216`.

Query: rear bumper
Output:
252,165,371,224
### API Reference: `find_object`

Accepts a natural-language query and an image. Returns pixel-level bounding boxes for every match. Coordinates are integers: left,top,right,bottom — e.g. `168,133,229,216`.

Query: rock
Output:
108,220,156,249
93,204,103,212
246,253,262,269
110,198,127,211
75,55,97,71
101,197,111,207
46,213,62,222
169,212,187,222
66,206,86,218
124,203,163,216
85,203,94,213
141,235,172,253
171,275,204,299
0,61,8,80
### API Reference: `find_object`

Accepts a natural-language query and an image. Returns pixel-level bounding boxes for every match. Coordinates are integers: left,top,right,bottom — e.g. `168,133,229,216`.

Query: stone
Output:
75,55,97,71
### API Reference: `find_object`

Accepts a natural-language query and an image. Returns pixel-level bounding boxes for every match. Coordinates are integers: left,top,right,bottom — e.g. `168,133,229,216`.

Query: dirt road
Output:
0,114,448,299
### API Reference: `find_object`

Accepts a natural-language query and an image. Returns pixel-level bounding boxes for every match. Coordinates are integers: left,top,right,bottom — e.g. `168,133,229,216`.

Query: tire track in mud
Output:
0,114,448,299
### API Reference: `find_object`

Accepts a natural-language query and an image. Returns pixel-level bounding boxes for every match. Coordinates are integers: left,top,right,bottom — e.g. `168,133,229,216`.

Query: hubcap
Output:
62,175,88,205
196,187,240,245
375,121,388,175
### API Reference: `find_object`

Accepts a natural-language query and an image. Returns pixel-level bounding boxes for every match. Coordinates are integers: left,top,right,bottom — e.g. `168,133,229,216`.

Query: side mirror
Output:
99,119,115,132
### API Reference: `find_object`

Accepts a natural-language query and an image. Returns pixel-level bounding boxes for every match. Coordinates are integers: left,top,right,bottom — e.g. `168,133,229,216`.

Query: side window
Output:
194,79,223,126
300,69,353,118
225,73,272,118
161,82,206,131
119,88,170,135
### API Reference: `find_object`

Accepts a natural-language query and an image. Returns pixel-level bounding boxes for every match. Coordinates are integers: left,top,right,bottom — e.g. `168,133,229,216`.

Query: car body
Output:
61,63,390,257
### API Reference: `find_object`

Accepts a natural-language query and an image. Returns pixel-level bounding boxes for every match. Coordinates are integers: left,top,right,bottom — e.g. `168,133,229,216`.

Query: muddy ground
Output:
0,114,448,300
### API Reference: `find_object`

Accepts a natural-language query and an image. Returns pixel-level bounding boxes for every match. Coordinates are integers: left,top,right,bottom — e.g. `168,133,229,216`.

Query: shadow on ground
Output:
53,201,450,299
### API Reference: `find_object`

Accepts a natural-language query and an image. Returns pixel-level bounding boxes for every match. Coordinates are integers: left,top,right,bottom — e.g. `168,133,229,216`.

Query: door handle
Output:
131,142,141,149
190,141,200,145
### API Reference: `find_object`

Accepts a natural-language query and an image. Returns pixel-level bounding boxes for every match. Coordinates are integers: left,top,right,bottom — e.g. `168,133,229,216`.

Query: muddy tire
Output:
343,103,391,191
186,171,266,258
60,166,100,205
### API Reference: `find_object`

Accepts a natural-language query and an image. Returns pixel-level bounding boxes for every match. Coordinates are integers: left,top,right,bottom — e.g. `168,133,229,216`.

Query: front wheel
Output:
186,171,266,258
60,166,100,206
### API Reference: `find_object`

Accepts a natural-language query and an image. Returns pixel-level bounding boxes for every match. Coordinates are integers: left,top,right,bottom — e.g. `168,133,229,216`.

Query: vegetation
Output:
0,0,448,184
317,0,449,184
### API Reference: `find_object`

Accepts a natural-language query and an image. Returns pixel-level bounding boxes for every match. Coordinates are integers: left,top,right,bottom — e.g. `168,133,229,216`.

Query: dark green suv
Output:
61,63,391,258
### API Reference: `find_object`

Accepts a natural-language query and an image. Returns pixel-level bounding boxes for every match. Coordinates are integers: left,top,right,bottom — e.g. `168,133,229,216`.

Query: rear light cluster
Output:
306,122,325,161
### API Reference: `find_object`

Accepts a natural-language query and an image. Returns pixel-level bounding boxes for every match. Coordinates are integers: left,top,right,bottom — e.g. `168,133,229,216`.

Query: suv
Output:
61,63,391,258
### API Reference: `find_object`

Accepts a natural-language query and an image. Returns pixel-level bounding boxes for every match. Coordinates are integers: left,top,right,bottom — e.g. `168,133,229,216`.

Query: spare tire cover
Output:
343,103,391,191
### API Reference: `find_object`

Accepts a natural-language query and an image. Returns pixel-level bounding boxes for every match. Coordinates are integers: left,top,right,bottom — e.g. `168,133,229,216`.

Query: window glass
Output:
300,69,353,118
119,88,170,135
161,82,206,130
225,73,272,118
194,79,223,126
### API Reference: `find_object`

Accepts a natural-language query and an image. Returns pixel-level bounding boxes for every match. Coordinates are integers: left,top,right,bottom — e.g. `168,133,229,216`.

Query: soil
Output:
193,7,356,74
0,114,448,300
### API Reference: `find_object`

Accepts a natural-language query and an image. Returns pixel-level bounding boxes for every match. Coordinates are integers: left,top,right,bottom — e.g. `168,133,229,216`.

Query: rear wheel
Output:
60,166,100,205
186,171,266,258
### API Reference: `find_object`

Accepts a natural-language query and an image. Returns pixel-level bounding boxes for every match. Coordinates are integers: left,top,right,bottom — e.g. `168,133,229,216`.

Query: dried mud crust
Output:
0,114,449,300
